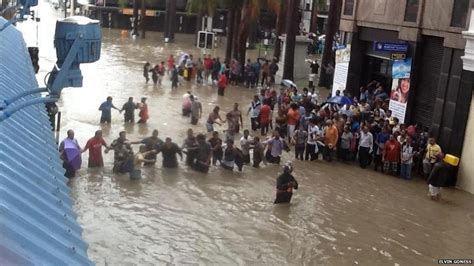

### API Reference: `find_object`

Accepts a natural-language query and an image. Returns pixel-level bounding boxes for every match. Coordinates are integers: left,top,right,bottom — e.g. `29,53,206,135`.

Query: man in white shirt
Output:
240,129,252,164
247,95,261,131
358,126,373,169
339,104,354,119
305,119,320,161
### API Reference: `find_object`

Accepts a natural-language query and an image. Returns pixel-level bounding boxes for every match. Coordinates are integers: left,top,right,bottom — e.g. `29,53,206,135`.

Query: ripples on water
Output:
22,3,474,265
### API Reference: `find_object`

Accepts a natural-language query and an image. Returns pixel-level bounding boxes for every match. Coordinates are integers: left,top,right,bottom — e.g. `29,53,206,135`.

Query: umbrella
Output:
178,53,189,66
64,139,82,171
282,79,297,88
326,96,353,106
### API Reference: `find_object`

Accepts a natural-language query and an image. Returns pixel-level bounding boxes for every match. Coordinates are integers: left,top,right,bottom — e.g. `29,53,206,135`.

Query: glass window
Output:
450,0,470,28
404,0,419,22
343,0,355,16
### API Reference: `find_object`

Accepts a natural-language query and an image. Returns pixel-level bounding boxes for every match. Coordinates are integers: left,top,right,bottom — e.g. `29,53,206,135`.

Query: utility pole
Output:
318,0,342,88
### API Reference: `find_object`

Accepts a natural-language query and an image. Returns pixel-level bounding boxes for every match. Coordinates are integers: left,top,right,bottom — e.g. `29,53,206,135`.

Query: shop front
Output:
345,27,415,123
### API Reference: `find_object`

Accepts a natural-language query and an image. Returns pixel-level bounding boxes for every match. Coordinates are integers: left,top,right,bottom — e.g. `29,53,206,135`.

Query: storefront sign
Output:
391,53,406,60
374,42,409,53
389,58,412,123
121,8,159,16
332,45,351,96
121,8,133,15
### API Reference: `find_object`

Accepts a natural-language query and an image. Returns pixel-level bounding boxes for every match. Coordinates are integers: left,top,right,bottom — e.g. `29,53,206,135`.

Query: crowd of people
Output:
143,54,281,94
59,51,452,203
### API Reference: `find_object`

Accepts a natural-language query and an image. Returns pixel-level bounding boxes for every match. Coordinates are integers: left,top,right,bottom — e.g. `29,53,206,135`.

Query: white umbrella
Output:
282,79,297,88
178,53,189,65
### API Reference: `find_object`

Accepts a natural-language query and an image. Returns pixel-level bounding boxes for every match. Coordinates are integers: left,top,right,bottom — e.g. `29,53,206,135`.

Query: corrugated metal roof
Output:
0,17,93,265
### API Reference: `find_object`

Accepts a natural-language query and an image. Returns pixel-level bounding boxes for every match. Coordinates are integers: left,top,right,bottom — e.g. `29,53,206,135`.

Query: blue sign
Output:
374,42,409,53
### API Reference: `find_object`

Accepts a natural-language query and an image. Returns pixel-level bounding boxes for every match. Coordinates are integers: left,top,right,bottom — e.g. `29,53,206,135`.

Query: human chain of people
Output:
59,52,452,204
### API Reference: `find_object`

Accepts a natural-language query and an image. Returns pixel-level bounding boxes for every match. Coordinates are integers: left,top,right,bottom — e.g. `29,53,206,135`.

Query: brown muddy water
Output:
15,2,474,265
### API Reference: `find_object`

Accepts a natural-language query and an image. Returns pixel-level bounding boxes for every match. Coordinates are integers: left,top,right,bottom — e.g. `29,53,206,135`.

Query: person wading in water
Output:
274,161,299,204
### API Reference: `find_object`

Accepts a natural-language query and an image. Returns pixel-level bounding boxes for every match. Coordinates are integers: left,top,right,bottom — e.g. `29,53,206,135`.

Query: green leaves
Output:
186,0,219,16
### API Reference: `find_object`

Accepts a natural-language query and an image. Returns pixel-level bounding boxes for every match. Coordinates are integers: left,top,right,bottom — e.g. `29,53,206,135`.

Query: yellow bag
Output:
183,69,188,78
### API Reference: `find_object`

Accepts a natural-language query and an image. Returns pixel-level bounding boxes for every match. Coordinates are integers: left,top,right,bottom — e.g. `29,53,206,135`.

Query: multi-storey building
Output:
339,0,473,192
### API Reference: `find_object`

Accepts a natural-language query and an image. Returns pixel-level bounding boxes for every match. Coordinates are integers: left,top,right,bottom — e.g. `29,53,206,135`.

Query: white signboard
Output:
332,45,351,96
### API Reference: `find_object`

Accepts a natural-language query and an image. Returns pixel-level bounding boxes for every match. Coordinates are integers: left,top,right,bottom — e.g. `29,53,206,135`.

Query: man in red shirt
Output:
259,100,272,135
217,73,228,96
204,55,213,82
82,130,110,168
383,134,401,175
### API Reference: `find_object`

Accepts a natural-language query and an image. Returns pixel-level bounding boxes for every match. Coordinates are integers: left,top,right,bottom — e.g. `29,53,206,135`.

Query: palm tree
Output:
282,0,298,80
273,0,285,60
233,0,280,72
187,0,280,66
224,8,235,62
186,0,220,35
164,0,176,42
132,0,139,36
140,0,146,38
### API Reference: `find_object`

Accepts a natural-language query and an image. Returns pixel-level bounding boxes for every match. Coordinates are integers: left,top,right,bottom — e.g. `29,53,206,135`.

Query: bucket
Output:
443,154,460,167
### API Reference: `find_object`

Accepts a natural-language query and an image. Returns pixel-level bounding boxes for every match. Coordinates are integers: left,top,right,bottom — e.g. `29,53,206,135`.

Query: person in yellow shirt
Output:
130,145,157,180
422,137,442,178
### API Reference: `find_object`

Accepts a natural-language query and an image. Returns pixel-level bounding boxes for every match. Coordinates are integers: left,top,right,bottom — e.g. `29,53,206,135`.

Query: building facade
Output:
339,0,473,192
459,7,474,193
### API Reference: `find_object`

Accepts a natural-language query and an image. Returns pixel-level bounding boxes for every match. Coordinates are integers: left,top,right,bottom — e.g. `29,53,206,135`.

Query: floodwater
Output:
16,2,474,265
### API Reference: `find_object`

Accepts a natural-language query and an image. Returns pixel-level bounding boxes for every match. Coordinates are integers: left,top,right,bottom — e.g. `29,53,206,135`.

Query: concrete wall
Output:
341,0,472,48
355,0,404,27
458,96,474,194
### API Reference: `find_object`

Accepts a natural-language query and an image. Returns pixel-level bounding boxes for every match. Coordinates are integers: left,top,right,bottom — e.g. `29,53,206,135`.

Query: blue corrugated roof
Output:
0,17,92,265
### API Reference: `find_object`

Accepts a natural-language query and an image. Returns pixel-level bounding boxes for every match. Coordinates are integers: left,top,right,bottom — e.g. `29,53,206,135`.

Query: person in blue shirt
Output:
98,96,120,124
253,59,261,86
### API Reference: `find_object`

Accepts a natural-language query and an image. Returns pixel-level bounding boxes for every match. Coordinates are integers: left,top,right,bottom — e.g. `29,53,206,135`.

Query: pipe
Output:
0,87,48,110
0,97,59,122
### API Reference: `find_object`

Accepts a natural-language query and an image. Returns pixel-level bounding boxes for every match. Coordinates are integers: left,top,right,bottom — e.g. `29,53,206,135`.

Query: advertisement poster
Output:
389,58,412,123
332,45,351,96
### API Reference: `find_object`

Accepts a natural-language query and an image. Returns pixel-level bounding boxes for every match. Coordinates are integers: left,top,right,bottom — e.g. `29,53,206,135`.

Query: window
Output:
343,0,355,16
450,0,470,28
404,0,419,22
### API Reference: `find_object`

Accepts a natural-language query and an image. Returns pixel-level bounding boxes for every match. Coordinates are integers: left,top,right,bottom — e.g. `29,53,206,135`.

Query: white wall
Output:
458,96,474,194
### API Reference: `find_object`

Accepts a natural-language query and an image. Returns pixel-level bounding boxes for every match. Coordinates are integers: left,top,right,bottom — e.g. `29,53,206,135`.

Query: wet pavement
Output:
15,2,474,265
